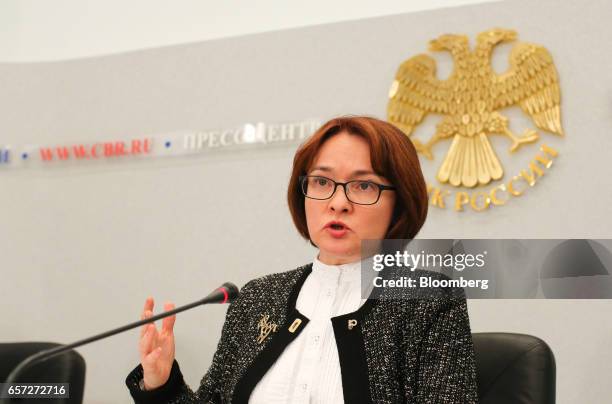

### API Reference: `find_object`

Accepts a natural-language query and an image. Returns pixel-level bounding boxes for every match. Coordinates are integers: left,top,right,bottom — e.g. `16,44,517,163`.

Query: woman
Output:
125,116,478,403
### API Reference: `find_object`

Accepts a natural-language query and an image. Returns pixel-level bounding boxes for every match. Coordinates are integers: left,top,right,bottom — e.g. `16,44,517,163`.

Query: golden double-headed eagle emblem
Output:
387,28,563,188
256,314,278,344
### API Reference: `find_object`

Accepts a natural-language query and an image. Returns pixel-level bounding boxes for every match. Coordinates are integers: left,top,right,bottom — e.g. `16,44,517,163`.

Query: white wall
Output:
0,0,495,62
1,0,611,403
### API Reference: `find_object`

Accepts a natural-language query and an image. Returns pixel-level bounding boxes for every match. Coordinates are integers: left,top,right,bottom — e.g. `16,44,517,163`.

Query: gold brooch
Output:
257,314,278,344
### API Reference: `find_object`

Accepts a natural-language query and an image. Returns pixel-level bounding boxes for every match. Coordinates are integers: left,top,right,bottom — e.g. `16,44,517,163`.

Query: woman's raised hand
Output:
138,297,176,390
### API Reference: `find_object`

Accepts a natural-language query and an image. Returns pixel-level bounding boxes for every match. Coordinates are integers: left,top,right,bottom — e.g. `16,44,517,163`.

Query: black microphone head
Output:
220,282,240,302
203,282,240,304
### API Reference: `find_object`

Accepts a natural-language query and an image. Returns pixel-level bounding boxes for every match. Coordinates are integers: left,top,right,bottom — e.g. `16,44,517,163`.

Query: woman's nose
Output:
329,184,352,210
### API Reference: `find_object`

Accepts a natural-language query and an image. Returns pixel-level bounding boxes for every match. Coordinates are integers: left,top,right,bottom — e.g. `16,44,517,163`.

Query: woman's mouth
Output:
326,223,348,238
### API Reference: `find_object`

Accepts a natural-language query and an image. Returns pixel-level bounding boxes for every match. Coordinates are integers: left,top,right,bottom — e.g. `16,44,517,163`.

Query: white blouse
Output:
248,254,374,403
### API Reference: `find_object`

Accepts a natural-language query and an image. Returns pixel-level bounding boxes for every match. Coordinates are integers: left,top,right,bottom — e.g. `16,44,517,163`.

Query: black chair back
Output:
473,332,556,404
0,342,86,404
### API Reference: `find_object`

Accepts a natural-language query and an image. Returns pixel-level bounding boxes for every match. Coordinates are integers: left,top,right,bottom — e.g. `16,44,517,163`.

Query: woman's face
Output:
305,131,396,265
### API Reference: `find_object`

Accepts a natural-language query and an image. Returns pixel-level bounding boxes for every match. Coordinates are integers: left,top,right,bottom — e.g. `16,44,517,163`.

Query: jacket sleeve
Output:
414,291,479,404
125,281,251,404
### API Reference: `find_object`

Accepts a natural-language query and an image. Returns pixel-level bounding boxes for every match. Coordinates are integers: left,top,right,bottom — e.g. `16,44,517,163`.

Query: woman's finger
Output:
140,309,153,338
140,297,154,336
149,323,159,348
161,302,176,333
139,324,155,356
142,296,154,315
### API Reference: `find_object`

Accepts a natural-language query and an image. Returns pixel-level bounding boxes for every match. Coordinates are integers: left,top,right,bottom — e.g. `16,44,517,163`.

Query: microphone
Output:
202,282,240,304
1,282,240,402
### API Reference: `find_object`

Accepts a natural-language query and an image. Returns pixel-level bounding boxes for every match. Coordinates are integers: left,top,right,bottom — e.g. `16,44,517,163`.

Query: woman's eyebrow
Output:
310,166,378,177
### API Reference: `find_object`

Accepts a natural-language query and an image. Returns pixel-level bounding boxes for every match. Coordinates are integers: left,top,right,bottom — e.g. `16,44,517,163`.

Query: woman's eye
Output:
315,178,328,186
357,181,373,191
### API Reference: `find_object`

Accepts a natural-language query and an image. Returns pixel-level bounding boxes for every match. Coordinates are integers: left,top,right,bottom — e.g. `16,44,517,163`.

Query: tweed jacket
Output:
126,262,478,403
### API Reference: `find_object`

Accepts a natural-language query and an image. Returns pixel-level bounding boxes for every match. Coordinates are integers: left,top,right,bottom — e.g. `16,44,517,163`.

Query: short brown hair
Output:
287,115,428,247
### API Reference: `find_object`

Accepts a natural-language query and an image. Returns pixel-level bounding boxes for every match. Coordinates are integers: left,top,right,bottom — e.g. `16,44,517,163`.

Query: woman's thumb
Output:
145,347,162,365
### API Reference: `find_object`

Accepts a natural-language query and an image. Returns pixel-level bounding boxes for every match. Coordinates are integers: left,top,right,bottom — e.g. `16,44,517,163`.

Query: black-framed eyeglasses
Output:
299,175,396,205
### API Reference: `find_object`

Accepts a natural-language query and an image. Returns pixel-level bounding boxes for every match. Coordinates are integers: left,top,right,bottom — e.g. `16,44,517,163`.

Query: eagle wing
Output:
387,54,452,136
493,42,564,135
